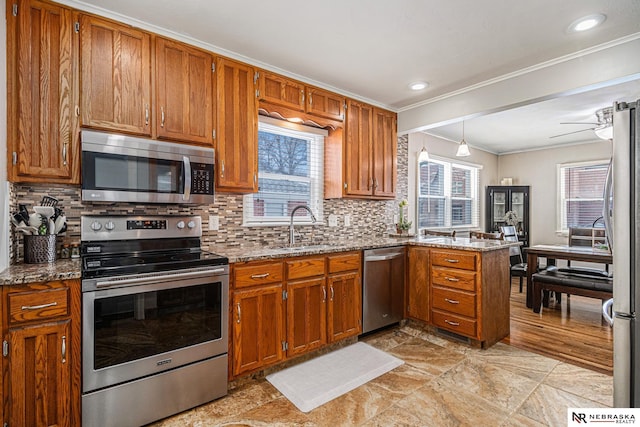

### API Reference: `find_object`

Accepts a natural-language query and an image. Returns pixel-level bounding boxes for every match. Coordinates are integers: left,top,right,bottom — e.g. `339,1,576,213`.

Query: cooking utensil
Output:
54,215,66,234
33,206,55,218
28,212,42,227
40,195,59,207
48,219,56,235
16,225,39,235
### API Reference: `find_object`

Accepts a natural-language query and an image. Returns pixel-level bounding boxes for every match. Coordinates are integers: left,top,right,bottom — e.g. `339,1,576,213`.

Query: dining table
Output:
524,244,613,308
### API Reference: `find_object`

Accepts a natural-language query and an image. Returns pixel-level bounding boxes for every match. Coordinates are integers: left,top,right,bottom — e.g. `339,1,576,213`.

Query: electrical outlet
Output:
393,214,398,224
328,214,338,227
344,214,351,227
208,215,219,231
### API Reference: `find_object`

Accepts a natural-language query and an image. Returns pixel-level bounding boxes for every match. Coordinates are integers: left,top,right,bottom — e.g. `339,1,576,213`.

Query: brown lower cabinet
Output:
2,279,81,427
231,251,362,378
407,246,510,348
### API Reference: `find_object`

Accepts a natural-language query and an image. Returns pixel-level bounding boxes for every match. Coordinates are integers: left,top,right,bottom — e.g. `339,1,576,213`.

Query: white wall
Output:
497,140,612,246
1,0,8,271
407,132,499,232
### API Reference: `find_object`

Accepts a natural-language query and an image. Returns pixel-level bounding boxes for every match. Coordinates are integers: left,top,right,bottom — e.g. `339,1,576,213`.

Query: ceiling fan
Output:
550,106,613,140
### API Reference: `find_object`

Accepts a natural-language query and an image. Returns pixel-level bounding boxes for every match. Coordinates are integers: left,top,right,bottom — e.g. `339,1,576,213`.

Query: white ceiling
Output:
67,0,640,153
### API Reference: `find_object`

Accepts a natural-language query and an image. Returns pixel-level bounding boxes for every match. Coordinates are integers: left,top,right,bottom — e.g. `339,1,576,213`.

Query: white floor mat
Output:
266,342,404,413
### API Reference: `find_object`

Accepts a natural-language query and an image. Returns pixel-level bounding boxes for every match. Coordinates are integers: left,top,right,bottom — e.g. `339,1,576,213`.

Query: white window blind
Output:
557,160,609,232
417,157,480,230
243,117,325,226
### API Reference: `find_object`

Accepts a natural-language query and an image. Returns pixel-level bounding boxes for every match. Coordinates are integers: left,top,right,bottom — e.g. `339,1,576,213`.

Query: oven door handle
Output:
183,156,191,201
95,268,227,288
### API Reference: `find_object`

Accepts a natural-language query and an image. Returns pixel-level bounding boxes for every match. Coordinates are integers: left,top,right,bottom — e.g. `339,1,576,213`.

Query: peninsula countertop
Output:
0,236,518,285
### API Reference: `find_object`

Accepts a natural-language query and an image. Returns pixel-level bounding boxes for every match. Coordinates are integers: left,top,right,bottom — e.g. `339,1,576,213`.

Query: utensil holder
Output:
24,235,57,264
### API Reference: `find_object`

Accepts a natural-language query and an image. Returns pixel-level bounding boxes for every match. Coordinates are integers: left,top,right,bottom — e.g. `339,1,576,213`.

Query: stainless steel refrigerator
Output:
606,99,639,407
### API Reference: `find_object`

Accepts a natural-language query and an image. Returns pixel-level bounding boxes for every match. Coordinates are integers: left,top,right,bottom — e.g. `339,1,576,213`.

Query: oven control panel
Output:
81,215,203,241
127,219,168,230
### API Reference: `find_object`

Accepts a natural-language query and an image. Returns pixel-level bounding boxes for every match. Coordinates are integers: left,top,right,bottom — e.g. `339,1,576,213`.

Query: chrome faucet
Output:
289,205,317,247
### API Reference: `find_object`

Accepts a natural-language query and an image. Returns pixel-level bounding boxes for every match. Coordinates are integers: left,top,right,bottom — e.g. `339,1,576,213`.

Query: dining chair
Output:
422,229,456,238
500,225,527,292
469,231,504,240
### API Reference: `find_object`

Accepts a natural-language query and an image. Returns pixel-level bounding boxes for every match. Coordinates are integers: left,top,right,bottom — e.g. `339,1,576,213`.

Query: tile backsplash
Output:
9,135,408,263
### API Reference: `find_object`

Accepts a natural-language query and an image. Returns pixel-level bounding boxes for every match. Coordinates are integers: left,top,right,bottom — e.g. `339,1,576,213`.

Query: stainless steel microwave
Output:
81,130,214,204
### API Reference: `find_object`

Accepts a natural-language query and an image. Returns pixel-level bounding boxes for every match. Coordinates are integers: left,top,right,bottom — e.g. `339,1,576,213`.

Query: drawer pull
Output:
446,277,460,282
445,259,460,263
445,320,460,326
444,298,460,304
61,335,66,364
21,302,58,311
250,273,270,279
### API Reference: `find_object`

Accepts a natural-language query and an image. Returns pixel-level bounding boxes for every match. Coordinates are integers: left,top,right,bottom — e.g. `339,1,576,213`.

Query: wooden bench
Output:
532,266,612,314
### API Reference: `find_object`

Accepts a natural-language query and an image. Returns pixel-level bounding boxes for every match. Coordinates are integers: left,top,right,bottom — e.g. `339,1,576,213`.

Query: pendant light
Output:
456,121,471,157
418,144,430,162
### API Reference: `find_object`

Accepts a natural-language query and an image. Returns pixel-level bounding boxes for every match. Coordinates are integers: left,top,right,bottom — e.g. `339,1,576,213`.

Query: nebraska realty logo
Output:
568,408,640,425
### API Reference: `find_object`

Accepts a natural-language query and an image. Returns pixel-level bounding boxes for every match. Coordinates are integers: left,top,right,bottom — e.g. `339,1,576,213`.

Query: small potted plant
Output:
396,200,412,235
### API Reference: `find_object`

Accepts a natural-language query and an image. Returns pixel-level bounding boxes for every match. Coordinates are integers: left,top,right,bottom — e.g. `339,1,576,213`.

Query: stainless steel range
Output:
80,215,229,427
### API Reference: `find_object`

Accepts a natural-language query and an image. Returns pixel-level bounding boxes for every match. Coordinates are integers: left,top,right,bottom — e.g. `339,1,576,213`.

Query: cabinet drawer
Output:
234,262,283,288
430,250,477,271
431,266,476,292
8,288,69,325
431,309,476,338
286,257,325,280
431,286,476,318
328,252,361,273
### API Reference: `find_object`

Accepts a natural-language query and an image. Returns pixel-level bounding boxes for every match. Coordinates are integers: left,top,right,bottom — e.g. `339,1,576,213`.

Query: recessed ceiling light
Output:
409,81,429,91
567,13,606,33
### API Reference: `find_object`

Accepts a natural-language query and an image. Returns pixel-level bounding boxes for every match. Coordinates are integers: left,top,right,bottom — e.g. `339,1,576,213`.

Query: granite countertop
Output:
216,235,519,263
0,236,518,285
0,258,82,286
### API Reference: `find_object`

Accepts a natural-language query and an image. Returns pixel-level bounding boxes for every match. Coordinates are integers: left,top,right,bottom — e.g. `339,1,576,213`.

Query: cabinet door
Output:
407,247,430,322
372,108,397,198
79,14,151,135
215,57,258,192
258,71,304,111
8,0,77,183
232,284,284,376
306,87,345,121
7,320,71,427
344,99,373,196
327,272,361,342
487,187,508,232
156,37,213,145
286,278,327,357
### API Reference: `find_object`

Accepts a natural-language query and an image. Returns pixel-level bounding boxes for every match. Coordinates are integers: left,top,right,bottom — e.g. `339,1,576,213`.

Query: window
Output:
417,157,480,230
557,160,609,232
243,117,325,226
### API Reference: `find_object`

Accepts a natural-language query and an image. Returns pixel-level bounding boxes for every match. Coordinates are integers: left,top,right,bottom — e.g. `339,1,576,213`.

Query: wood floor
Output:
505,280,613,375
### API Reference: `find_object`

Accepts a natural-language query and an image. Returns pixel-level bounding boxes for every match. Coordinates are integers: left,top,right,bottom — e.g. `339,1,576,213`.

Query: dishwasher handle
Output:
364,253,403,262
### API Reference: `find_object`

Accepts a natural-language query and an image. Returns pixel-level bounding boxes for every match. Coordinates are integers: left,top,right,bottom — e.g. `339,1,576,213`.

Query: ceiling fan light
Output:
594,125,613,140
456,140,471,157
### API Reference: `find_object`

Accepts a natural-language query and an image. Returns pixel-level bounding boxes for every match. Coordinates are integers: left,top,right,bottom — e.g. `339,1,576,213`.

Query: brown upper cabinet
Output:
7,0,79,183
258,71,305,111
215,57,258,193
257,70,345,122
79,14,151,136
306,86,345,122
155,37,214,145
343,99,397,199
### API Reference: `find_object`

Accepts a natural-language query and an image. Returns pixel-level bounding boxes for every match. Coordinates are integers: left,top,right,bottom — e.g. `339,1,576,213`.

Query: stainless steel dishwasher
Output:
362,246,405,333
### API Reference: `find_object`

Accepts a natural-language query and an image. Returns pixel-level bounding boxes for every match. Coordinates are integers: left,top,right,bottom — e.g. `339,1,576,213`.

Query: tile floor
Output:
150,324,612,427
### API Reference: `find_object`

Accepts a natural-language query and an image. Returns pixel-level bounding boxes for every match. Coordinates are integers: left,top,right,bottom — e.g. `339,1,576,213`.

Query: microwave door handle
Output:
183,156,191,201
